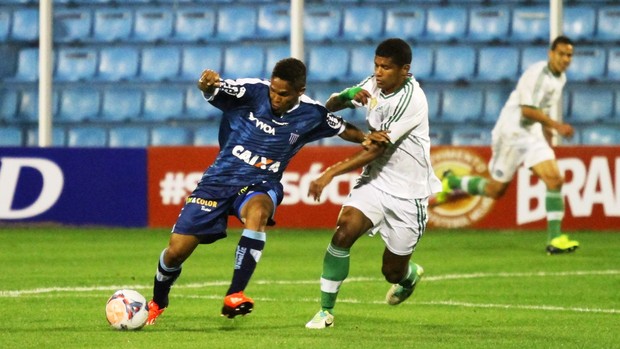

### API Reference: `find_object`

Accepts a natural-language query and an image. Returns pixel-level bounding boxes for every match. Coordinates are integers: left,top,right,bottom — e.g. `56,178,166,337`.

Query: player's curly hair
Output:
375,38,412,67
272,58,307,91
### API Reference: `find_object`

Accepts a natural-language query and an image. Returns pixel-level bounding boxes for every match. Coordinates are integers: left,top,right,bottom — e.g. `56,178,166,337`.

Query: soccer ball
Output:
105,289,149,330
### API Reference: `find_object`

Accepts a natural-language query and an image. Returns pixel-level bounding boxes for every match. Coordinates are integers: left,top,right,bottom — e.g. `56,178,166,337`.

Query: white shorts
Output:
488,134,555,183
343,182,428,256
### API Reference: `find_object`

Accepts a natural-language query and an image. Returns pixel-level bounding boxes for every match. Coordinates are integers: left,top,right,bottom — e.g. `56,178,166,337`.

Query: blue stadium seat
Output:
257,4,290,40
185,86,221,120
26,128,66,147
384,7,425,41
140,46,180,81
53,8,92,43
0,10,9,42
441,89,483,123
433,46,475,82
615,89,620,122
563,6,595,42
101,88,143,122
304,6,342,42
58,87,101,123
411,46,433,81
569,89,613,123
132,8,173,42
307,45,349,82
348,45,375,82
342,7,384,42
151,126,191,146
264,45,290,76
429,127,447,145
56,48,98,82
581,126,620,145
11,9,38,41
92,8,132,42
193,125,220,146
173,7,216,42
482,88,510,125
13,48,39,81
97,47,139,81
450,127,492,146
143,87,184,121
67,127,107,147
566,47,606,82
216,6,257,41
223,46,265,78
109,127,149,148
520,46,547,74
477,47,519,82
180,46,222,81
424,88,440,120
596,6,620,42
467,6,510,43
0,89,18,122
425,7,467,42
18,89,59,122
607,48,620,81
511,7,549,43
0,127,22,146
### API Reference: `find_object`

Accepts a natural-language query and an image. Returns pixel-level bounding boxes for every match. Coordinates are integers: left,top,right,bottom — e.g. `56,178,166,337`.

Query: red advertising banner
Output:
148,146,620,231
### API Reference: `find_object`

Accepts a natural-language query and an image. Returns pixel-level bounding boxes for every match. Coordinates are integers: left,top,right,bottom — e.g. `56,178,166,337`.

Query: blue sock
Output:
153,249,181,308
226,229,266,295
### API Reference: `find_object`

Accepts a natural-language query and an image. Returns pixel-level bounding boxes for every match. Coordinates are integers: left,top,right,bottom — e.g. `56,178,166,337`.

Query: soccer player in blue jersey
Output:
146,57,388,325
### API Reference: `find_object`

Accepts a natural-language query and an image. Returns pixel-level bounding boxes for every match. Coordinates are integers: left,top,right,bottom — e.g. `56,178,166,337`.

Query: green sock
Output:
398,262,419,289
448,175,487,195
546,189,564,242
320,243,350,313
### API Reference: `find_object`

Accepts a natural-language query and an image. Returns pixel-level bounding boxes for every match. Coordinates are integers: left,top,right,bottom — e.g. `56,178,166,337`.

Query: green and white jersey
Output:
351,76,442,199
493,61,567,142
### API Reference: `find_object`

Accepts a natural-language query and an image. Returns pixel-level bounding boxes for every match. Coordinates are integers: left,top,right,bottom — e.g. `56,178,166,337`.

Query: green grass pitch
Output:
0,226,618,349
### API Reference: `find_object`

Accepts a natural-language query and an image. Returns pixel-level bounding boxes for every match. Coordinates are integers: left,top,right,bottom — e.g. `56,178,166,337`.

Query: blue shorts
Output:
172,182,283,244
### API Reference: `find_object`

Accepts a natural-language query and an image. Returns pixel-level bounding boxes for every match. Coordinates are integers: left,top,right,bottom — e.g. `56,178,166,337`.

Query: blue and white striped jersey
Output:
197,78,345,187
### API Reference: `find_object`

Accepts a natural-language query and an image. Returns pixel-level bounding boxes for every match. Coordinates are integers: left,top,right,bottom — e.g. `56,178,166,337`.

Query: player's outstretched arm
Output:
308,142,386,201
325,86,371,112
197,69,222,94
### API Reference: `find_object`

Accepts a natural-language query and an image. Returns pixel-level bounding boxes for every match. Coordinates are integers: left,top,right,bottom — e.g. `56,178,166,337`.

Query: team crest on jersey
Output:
220,83,246,98
289,133,299,144
369,97,378,110
326,113,343,129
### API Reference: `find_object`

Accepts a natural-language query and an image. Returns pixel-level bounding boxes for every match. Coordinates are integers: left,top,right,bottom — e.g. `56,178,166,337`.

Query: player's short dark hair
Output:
375,38,412,67
551,36,574,50
272,58,306,91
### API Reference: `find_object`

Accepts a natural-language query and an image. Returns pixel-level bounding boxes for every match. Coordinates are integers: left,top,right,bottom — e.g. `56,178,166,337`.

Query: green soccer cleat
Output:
546,234,580,255
432,170,455,206
305,310,334,329
386,264,424,305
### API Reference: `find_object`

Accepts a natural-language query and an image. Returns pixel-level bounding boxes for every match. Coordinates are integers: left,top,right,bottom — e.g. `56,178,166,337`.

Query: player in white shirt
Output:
305,38,442,329
438,36,579,255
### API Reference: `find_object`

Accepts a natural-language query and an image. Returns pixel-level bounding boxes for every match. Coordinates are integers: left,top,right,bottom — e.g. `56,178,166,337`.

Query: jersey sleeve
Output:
305,111,346,143
208,78,264,112
516,64,543,108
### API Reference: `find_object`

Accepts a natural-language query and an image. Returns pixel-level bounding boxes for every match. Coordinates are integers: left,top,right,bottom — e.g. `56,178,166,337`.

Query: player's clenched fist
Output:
197,69,221,94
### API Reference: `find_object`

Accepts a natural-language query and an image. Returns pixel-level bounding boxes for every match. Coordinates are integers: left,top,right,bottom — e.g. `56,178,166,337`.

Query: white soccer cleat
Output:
386,264,424,305
305,310,334,329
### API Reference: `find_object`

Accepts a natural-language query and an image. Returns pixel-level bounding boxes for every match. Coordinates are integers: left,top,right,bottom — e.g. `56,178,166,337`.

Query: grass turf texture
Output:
0,227,618,349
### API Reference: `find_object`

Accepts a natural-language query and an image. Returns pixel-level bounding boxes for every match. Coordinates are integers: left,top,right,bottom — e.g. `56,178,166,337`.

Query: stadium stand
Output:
109,127,149,148
476,46,519,82
384,7,425,42
441,88,483,123
26,128,66,147
58,87,100,123
467,6,510,43
193,125,220,146
511,7,549,43
101,88,143,122
55,47,98,82
425,7,467,42
132,8,174,42
150,126,191,146
0,127,23,146
67,127,107,147
140,46,181,81
1,1,619,147
92,8,132,42
581,126,620,145
451,127,492,146
172,7,216,42
53,8,92,43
